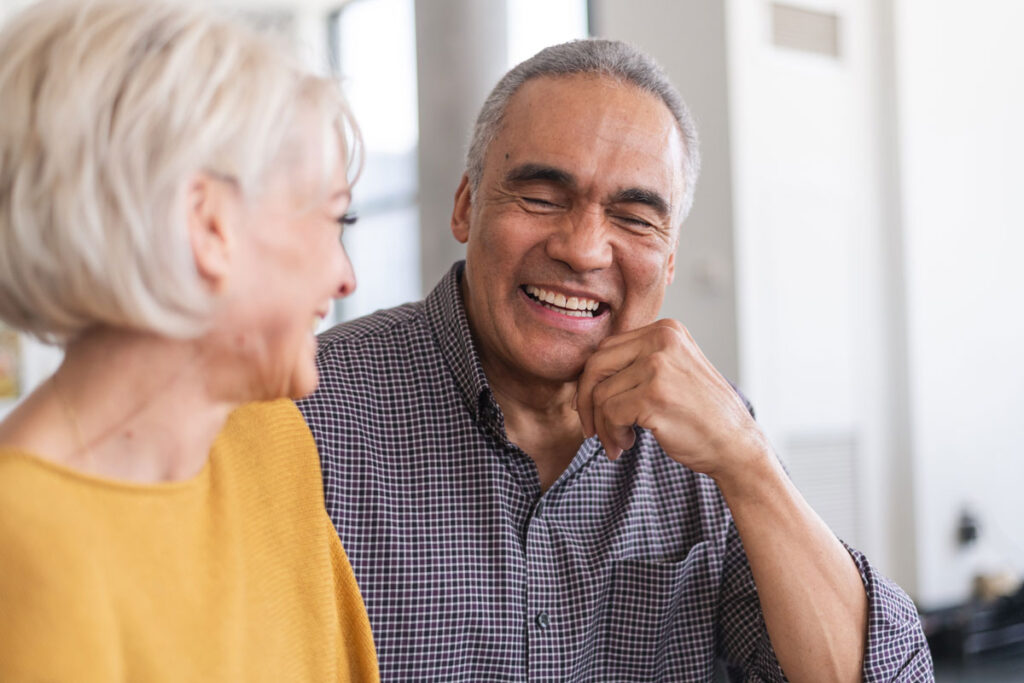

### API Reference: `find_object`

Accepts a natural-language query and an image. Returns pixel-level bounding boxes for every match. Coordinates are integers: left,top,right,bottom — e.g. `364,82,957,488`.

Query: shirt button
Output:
533,499,545,518
535,611,551,630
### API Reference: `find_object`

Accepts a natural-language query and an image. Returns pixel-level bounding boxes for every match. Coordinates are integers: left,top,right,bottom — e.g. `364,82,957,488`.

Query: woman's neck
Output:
0,327,239,483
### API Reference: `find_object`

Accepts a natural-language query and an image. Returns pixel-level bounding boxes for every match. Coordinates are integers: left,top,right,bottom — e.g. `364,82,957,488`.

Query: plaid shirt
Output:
299,262,933,682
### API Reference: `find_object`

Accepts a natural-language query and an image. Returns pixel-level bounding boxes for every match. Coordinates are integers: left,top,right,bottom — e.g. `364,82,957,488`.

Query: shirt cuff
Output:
843,542,935,681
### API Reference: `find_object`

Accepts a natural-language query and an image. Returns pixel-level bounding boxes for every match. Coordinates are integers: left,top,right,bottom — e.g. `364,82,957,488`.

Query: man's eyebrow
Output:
505,163,576,188
610,187,671,219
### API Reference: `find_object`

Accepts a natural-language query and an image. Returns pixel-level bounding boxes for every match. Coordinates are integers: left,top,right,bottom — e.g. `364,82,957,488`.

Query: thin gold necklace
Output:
52,372,92,465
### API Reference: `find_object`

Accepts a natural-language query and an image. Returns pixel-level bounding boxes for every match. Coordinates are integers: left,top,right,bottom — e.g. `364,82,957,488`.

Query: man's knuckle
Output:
651,324,682,349
644,352,667,375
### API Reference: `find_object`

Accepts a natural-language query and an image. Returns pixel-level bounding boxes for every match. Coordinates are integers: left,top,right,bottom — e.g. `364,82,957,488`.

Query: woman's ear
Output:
450,174,472,244
186,173,235,292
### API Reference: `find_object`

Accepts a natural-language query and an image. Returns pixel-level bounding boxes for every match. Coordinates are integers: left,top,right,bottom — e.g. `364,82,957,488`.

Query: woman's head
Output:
0,0,361,346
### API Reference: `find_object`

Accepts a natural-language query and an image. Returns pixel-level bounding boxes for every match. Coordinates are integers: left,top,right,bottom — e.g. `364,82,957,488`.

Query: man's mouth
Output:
523,285,608,318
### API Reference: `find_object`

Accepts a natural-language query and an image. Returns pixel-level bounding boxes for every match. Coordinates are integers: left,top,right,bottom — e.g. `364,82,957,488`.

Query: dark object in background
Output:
957,509,981,547
924,586,1024,660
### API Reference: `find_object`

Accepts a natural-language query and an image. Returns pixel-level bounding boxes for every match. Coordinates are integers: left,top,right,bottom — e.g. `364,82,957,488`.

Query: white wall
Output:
894,0,1024,607
0,0,33,20
727,0,897,574
729,0,1024,607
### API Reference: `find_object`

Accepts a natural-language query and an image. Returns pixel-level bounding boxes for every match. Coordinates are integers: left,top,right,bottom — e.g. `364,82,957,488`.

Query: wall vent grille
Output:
772,3,841,58
783,431,860,546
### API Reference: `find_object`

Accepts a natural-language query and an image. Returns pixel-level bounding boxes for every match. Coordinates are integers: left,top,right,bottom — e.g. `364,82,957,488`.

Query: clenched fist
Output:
574,319,769,482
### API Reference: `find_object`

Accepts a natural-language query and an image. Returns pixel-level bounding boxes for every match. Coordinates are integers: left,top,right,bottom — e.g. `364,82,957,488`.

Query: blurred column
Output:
414,0,508,293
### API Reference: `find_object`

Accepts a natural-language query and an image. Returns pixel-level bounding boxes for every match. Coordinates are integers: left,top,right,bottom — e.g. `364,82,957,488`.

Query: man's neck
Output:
483,362,587,491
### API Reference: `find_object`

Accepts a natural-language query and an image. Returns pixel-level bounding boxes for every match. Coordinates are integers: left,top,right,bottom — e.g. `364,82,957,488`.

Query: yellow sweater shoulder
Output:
0,399,378,682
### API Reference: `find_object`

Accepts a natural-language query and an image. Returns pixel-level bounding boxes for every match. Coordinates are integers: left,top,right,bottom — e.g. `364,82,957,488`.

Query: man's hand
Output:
576,320,869,682
574,319,767,481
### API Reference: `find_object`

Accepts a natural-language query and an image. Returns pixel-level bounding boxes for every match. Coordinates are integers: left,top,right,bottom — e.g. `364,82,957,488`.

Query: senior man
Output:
300,39,931,681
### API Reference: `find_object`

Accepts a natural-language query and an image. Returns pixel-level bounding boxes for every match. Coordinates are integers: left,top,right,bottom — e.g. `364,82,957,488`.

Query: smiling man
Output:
299,40,931,681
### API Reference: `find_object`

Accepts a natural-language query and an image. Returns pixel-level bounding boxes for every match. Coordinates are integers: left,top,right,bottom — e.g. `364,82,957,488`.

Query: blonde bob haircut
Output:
0,0,360,344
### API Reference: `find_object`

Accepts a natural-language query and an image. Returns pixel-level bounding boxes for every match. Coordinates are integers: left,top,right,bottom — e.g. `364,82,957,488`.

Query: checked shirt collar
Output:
423,261,608,493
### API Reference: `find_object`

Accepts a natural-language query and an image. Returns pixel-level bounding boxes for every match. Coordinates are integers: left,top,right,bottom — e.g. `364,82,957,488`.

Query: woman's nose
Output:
335,246,356,298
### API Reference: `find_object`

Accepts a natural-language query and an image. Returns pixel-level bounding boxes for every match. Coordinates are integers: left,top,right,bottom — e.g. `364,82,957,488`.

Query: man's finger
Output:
589,361,648,457
576,338,645,437
595,319,687,353
595,384,648,460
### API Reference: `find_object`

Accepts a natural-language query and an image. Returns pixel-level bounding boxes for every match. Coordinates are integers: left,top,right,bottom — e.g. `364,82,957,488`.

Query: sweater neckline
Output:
0,444,214,495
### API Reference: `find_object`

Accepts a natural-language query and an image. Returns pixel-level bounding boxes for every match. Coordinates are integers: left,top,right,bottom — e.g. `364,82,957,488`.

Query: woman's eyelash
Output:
338,212,358,226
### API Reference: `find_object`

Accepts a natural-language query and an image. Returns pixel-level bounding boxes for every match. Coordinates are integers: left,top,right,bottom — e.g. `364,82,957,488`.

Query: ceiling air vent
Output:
771,3,841,58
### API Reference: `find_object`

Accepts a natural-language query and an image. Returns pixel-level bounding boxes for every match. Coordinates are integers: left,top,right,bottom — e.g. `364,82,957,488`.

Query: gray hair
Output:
466,38,701,222
0,0,359,344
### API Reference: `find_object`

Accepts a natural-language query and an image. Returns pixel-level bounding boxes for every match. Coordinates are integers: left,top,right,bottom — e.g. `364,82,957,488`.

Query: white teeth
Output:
524,285,602,316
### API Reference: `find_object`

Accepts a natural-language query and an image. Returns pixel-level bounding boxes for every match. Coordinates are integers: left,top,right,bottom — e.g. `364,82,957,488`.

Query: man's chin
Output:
522,351,592,385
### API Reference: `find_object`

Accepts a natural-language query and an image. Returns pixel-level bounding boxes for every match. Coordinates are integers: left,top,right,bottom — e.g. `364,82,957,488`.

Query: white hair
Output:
0,0,361,344
466,39,701,223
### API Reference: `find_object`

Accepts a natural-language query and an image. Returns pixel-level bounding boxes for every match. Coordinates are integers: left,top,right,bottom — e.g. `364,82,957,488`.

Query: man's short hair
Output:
0,0,360,344
466,38,701,223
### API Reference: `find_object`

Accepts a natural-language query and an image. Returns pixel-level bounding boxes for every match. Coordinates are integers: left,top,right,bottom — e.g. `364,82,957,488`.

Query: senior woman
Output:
0,0,377,680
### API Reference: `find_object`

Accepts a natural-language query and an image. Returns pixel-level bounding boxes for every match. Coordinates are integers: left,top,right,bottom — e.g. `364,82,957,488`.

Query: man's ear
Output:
450,174,472,244
186,173,234,292
665,250,676,286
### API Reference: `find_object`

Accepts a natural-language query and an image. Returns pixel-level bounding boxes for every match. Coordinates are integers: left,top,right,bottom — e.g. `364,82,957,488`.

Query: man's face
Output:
452,74,688,385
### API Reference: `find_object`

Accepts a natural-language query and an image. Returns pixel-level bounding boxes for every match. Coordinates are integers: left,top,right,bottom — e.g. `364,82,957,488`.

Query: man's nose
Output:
544,206,613,272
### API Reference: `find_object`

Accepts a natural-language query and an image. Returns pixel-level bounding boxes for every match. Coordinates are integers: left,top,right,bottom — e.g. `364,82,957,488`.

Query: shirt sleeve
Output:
715,519,934,681
845,542,934,681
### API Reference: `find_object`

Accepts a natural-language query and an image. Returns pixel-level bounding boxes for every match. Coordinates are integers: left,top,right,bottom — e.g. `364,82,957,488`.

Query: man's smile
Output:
521,284,610,319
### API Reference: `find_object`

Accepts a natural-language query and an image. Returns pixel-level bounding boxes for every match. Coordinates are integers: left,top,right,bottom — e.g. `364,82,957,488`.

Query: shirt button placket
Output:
525,494,556,681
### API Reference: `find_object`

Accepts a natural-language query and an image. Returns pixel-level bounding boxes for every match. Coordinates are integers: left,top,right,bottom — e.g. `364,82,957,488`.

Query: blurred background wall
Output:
1,0,1022,615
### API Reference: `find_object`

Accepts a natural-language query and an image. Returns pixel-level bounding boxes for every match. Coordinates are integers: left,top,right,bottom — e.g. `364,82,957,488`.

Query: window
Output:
329,0,420,324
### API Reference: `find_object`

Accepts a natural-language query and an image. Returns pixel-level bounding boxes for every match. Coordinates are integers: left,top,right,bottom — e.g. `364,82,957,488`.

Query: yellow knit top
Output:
0,399,379,682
